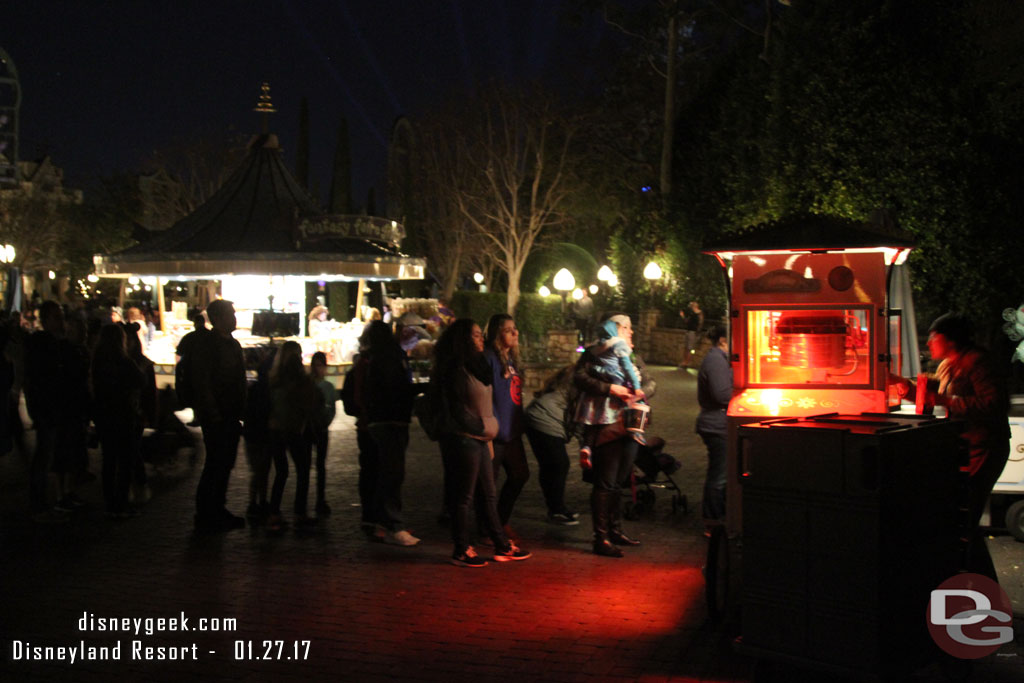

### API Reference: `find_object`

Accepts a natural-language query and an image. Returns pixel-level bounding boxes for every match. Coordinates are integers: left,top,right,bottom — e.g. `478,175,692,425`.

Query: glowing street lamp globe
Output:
643,261,663,280
553,268,575,293
588,284,598,295
538,285,551,297
596,265,614,282
571,288,583,301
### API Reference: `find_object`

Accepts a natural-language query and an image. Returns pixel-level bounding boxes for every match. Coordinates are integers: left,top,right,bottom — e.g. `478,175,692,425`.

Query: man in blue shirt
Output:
696,325,732,524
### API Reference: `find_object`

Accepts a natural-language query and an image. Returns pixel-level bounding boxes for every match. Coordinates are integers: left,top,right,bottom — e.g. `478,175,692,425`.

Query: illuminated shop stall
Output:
701,215,966,678
93,130,425,369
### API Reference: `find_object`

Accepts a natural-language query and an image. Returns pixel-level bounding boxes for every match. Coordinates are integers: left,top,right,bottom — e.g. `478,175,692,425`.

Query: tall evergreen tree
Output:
329,115,352,213
296,96,310,190
365,187,376,216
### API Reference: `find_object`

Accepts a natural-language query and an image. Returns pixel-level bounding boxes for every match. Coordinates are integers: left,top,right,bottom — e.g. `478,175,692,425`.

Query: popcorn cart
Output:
701,216,968,679
704,216,916,536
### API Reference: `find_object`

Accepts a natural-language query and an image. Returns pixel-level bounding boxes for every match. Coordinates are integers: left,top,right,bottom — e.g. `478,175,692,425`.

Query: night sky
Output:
3,0,626,207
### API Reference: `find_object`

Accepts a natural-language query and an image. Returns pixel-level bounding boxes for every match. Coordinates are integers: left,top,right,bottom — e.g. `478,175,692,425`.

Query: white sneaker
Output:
386,529,421,546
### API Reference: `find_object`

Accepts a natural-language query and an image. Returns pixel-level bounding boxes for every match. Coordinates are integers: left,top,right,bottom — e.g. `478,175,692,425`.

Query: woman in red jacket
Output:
891,313,1010,580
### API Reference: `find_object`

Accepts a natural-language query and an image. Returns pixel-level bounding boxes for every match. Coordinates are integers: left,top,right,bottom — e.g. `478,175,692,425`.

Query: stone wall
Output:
546,330,579,366
635,308,712,367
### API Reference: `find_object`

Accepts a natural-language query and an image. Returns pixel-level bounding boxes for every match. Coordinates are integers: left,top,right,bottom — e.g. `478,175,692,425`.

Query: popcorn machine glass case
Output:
745,307,871,387
723,250,909,419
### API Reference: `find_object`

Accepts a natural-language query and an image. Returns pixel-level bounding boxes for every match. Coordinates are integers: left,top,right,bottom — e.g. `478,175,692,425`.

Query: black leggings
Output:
525,427,570,515
269,430,310,516
491,437,529,526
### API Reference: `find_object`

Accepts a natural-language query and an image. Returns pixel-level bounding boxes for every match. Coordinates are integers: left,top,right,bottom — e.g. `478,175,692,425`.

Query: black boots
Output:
593,539,624,557
609,531,640,546
608,488,640,546
591,488,626,557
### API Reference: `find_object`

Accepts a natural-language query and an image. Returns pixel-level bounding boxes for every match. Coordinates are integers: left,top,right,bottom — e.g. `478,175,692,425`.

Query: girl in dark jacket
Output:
267,341,320,530
91,324,145,517
433,318,531,567
359,321,419,546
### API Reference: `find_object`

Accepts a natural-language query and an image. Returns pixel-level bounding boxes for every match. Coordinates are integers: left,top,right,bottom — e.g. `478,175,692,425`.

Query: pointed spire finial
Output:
253,81,276,133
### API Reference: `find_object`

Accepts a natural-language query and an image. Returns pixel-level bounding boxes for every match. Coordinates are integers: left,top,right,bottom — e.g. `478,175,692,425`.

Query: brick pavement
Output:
0,366,1022,682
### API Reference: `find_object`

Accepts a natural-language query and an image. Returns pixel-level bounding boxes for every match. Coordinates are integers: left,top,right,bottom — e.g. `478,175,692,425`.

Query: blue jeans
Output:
699,432,727,522
442,434,508,553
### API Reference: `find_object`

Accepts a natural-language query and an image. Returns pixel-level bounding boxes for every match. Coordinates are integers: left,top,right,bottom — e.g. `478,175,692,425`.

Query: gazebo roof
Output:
94,133,424,279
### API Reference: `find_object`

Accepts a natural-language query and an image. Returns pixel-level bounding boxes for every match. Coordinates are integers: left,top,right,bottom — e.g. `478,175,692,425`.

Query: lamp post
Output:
0,244,17,313
642,261,663,280
473,272,486,293
553,267,575,322
643,260,662,310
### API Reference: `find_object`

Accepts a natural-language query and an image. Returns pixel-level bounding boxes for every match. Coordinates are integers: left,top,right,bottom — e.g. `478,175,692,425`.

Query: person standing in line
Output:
345,335,380,538
53,314,91,512
176,311,209,427
266,341,320,530
125,321,157,506
523,365,580,525
308,351,336,516
696,325,732,530
359,321,419,545
91,324,145,518
191,299,247,532
573,313,650,558
433,319,531,567
24,301,67,523
483,314,529,535
5,311,28,456
243,350,274,522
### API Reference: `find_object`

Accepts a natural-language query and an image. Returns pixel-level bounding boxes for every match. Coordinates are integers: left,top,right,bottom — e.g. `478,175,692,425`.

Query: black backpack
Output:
175,352,194,409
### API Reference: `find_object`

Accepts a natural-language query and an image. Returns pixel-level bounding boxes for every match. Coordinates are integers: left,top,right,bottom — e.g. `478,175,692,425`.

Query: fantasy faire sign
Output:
297,215,406,249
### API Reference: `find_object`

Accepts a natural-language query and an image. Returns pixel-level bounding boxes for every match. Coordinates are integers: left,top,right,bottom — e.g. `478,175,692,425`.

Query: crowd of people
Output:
7,295,1010,581
1,301,160,523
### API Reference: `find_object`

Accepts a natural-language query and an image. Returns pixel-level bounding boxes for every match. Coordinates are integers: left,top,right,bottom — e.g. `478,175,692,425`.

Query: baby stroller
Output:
624,436,688,519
